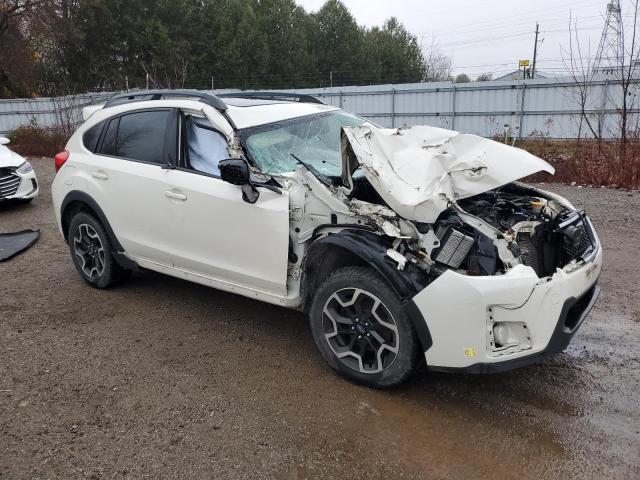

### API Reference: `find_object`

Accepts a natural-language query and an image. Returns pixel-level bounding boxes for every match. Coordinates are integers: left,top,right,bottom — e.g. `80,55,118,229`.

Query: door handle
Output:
165,190,187,201
91,170,108,180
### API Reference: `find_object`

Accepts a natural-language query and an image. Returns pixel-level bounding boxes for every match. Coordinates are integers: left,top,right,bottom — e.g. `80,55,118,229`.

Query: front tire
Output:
67,212,129,288
309,266,420,388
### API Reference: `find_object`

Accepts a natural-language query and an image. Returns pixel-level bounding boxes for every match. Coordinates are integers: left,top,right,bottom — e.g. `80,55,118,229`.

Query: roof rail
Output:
104,89,227,111
217,91,324,105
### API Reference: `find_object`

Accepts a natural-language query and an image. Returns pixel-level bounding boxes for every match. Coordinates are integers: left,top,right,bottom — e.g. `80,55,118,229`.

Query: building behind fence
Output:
1,76,638,139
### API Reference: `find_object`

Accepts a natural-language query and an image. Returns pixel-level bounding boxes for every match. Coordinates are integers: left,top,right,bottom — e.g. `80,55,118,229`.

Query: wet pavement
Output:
1,160,638,479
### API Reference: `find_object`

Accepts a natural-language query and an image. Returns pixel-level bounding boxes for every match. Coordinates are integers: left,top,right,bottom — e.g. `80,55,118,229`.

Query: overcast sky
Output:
295,0,634,78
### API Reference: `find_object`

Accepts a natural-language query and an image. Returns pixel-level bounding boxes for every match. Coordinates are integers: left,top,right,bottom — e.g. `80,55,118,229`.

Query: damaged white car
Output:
51,90,602,388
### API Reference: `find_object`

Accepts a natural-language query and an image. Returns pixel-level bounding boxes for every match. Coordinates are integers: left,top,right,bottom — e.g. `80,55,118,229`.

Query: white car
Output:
51,90,602,388
0,136,39,202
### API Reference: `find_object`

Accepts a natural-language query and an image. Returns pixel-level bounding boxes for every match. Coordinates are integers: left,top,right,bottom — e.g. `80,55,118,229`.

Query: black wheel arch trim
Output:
403,300,434,353
302,228,434,352
60,190,137,271
303,229,428,299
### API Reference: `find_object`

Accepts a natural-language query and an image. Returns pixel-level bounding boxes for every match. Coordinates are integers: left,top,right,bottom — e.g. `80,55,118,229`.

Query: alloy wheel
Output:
73,223,105,280
322,288,399,374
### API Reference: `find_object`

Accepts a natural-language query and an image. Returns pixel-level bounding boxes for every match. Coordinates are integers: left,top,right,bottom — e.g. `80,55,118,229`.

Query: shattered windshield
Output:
242,111,367,176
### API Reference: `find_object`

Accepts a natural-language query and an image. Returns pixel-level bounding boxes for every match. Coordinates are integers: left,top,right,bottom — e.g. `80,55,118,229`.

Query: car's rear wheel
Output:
68,212,129,288
309,266,420,388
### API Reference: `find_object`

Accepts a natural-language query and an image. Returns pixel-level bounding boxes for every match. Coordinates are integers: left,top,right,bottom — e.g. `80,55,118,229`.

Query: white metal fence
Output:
1,77,638,139
277,76,640,139
0,93,113,136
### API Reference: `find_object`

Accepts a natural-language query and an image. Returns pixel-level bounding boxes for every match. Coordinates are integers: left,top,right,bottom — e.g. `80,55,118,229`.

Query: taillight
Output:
54,150,69,173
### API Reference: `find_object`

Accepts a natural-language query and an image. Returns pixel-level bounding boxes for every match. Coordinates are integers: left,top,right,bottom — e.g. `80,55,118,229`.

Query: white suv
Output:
52,90,602,388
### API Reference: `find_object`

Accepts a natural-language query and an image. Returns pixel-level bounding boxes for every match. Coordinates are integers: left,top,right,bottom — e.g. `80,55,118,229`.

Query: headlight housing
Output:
16,161,33,174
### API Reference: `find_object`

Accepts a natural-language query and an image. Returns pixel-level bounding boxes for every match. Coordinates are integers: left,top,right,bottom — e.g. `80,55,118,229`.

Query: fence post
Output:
451,85,457,130
391,88,396,128
339,90,343,109
600,79,609,138
518,83,527,140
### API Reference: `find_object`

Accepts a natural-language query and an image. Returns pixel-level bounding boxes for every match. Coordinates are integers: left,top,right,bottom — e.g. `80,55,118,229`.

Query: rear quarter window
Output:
100,117,119,156
82,121,105,152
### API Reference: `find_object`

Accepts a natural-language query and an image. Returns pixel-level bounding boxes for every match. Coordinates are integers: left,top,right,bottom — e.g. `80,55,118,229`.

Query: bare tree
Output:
421,36,452,82
563,14,602,142
563,2,640,148
0,0,45,35
476,73,493,82
142,56,190,90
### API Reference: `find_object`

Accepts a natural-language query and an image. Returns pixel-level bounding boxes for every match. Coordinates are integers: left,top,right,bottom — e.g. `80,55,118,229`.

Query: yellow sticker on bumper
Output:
464,346,477,357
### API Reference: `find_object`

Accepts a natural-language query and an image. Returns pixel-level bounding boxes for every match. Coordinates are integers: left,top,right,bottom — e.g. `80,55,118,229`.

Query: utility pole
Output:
532,23,540,79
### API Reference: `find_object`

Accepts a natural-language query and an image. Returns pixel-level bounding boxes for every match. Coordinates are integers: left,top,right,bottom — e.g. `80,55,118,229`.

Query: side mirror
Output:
0,136,10,145
219,158,250,185
218,158,259,204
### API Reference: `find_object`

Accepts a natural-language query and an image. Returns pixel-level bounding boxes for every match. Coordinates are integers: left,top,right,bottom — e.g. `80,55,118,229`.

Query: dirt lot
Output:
1,159,639,480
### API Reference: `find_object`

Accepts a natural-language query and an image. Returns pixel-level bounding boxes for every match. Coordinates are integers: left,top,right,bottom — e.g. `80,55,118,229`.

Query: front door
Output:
161,111,290,298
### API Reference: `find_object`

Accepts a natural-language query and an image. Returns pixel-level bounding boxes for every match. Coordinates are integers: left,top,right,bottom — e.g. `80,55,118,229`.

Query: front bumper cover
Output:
425,283,599,374
407,241,603,373
0,169,39,201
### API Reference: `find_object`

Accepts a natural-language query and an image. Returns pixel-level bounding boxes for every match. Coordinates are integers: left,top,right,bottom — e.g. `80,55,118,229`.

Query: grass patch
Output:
518,139,640,189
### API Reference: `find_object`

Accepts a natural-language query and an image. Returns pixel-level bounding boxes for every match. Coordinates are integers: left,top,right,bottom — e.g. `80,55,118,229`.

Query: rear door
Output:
83,108,178,266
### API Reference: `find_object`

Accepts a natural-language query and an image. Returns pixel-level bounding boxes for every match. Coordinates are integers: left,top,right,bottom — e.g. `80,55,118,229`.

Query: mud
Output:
1,160,638,479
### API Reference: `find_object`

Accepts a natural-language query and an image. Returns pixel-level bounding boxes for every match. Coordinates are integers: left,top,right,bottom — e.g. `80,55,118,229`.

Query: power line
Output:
429,13,639,41
418,0,603,37
439,25,603,49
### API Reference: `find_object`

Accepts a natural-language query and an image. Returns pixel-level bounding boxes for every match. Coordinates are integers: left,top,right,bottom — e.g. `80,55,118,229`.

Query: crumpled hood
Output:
0,145,26,168
342,125,555,223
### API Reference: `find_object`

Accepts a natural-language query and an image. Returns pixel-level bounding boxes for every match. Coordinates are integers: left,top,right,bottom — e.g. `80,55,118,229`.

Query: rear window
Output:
115,111,170,164
96,110,171,164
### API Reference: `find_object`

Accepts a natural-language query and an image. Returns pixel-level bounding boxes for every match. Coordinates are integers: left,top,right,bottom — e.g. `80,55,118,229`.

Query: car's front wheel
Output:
68,212,129,288
309,266,420,388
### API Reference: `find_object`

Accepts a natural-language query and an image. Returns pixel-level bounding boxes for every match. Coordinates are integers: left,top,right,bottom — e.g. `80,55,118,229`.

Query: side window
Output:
83,121,105,152
114,110,171,164
185,117,228,176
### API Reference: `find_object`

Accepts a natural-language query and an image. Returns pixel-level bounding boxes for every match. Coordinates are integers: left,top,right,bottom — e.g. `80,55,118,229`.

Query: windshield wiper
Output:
290,153,332,183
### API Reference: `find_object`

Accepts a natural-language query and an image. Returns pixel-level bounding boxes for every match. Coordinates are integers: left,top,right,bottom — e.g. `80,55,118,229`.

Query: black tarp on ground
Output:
0,229,40,261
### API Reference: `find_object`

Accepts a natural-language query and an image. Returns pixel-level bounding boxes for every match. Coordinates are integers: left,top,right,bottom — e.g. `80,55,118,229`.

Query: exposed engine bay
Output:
323,124,599,284
393,182,597,282
297,171,597,290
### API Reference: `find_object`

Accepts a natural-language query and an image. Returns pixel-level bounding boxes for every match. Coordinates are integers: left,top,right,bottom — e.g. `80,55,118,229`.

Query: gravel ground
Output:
1,159,639,480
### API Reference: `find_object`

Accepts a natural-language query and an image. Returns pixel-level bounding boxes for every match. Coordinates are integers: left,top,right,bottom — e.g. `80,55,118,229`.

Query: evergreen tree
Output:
1,0,445,96
309,0,366,86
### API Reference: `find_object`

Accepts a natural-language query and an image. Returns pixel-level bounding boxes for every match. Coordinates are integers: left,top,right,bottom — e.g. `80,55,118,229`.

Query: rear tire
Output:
309,266,420,388
67,212,129,288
